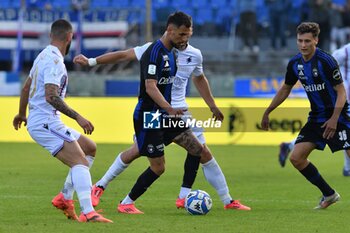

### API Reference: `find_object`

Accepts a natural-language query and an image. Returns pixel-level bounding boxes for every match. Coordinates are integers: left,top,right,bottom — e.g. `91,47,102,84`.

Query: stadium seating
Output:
91,0,110,9
211,0,227,9
153,0,170,9
51,0,71,9
191,0,209,9
170,0,189,8
194,7,213,25
1,0,12,8
131,0,146,7
110,0,131,8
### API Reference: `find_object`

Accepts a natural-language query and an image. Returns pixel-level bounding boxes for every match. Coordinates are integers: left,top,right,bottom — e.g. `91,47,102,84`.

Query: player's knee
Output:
189,144,203,157
200,147,212,163
151,164,165,175
289,155,301,167
80,157,89,167
85,141,97,157
121,150,139,164
71,156,89,167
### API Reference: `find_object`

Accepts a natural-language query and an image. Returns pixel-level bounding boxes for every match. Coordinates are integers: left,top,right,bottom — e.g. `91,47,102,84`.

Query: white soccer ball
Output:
185,190,212,215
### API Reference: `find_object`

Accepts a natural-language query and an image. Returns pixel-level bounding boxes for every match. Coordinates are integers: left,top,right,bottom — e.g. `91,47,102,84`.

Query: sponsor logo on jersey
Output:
164,60,169,67
162,55,169,61
333,69,341,80
298,70,307,80
158,76,175,85
187,56,192,64
302,83,325,92
148,64,156,75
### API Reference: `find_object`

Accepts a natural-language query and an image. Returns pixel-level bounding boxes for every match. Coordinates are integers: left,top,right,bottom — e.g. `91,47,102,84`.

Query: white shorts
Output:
27,119,81,156
183,110,206,145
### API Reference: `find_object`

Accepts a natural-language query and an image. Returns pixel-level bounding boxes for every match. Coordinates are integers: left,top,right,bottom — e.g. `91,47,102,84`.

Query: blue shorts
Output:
133,115,188,158
295,121,350,152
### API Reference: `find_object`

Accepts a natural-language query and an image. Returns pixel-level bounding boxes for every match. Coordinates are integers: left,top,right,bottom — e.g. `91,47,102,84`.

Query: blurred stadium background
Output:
2,0,349,97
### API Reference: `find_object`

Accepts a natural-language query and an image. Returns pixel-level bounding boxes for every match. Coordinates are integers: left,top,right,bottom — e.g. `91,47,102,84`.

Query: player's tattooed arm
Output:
173,130,203,156
45,84,79,119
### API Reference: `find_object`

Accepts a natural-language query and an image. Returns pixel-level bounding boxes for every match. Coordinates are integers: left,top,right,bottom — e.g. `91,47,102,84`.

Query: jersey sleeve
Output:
324,55,343,86
284,60,298,86
43,59,64,86
192,49,204,77
28,65,35,79
140,44,159,81
134,42,152,61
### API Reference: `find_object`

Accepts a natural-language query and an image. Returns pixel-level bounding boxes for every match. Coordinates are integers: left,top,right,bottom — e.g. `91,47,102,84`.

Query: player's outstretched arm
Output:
13,76,31,130
44,84,94,134
261,84,293,131
192,73,223,121
73,48,137,66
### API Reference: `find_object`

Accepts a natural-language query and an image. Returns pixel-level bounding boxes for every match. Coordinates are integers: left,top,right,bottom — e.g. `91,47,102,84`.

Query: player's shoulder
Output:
316,48,338,67
178,44,202,63
287,53,302,66
183,44,202,57
41,45,64,65
332,43,350,56
143,40,165,58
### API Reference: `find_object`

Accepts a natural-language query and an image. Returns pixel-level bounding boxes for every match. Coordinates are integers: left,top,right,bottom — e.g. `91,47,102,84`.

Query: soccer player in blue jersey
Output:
261,22,349,209
278,42,350,176
113,11,213,214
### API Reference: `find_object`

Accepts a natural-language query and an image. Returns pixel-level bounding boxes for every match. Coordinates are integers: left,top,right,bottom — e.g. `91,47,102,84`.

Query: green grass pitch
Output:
1,142,349,233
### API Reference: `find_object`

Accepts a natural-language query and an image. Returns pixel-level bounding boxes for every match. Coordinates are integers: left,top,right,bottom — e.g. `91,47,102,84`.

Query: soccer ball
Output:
185,190,212,215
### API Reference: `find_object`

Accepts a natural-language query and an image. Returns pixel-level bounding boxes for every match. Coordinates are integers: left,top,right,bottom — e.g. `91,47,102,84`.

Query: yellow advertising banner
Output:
2,97,309,145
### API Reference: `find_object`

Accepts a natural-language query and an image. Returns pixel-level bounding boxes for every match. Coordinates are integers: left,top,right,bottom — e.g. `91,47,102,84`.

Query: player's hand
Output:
260,113,270,131
73,54,89,66
168,108,184,118
211,107,224,121
321,117,337,139
13,114,27,130
76,115,94,135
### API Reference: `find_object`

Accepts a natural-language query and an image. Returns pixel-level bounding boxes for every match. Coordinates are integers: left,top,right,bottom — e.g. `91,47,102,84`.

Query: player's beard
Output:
170,40,177,49
65,41,71,55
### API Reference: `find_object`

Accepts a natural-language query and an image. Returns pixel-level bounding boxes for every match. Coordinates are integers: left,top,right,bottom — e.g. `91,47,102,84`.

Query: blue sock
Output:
128,167,159,201
299,162,334,197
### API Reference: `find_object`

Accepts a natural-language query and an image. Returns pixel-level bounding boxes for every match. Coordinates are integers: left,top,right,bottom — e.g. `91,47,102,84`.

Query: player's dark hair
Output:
296,22,320,38
166,11,192,28
50,19,73,41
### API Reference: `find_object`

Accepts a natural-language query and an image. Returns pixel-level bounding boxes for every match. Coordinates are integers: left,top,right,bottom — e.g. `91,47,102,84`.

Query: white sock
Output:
202,158,232,205
86,155,95,168
71,164,94,214
179,187,191,199
62,155,94,200
344,151,350,171
289,139,296,151
96,153,128,189
121,195,134,205
62,170,74,200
